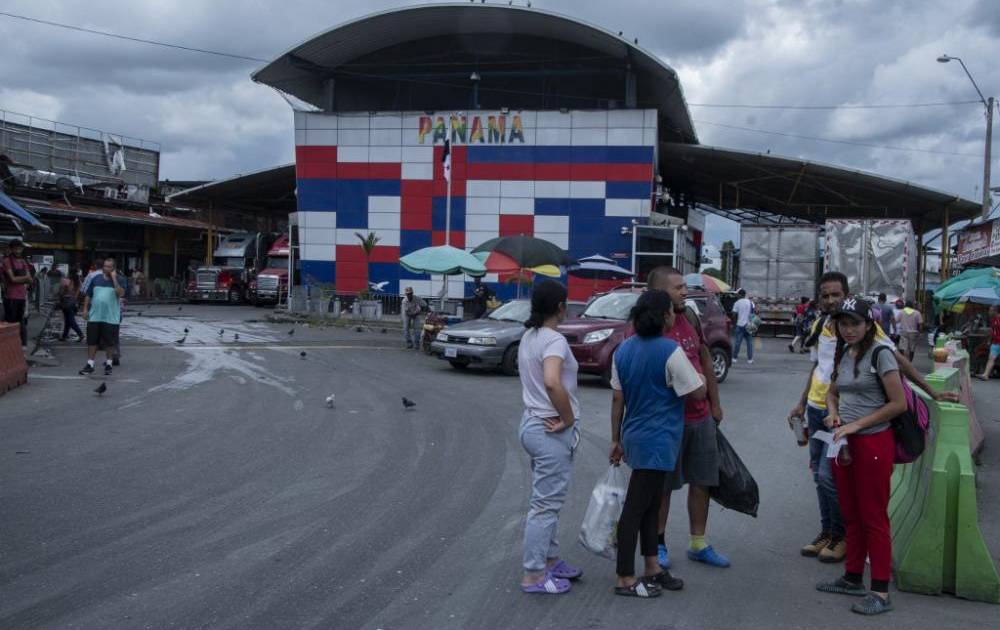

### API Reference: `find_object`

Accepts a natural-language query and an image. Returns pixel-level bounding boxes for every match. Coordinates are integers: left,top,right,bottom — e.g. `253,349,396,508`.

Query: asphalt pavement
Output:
2,304,998,629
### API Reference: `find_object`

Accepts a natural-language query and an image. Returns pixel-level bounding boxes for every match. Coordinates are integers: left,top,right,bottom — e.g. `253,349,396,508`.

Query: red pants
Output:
832,430,895,584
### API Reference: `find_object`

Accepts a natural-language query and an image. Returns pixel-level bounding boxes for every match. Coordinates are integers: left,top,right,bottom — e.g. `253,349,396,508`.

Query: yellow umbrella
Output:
529,264,562,278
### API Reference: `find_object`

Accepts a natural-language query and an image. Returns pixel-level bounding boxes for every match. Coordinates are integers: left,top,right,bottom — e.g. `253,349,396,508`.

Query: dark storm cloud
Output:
0,0,996,247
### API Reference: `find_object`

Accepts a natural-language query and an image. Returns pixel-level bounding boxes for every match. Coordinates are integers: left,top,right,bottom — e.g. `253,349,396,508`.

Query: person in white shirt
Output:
731,289,755,364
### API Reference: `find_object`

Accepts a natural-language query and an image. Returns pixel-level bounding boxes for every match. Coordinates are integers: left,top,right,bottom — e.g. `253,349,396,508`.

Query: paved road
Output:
2,305,998,629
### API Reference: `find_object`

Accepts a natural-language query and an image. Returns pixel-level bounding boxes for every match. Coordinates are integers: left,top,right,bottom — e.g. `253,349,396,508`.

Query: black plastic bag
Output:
709,429,759,517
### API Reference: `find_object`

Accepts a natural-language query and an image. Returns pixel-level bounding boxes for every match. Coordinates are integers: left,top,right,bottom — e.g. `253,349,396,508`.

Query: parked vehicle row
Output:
429,286,733,386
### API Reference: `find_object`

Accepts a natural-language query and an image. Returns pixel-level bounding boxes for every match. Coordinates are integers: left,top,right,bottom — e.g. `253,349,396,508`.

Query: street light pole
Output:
938,55,994,220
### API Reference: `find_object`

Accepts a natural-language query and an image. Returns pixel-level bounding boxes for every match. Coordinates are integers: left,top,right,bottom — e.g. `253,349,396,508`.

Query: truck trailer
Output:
738,225,822,328
824,219,917,301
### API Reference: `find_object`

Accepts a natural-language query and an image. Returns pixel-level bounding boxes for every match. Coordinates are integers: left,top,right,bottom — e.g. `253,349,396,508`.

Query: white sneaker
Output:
732,358,738,364
748,359,754,364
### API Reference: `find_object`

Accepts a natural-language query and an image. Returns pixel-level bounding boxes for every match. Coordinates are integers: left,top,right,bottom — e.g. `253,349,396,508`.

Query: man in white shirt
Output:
731,289,755,364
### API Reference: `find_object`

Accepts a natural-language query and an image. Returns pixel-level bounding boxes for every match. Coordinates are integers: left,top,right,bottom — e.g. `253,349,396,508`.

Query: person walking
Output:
643,267,730,572
609,289,706,598
876,294,895,342
790,297,810,353
731,289,755,364
516,280,581,595
1,238,35,347
78,258,125,376
131,266,144,299
56,268,84,342
897,301,923,361
401,287,427,350
976,305,1000,380
815,295,906,615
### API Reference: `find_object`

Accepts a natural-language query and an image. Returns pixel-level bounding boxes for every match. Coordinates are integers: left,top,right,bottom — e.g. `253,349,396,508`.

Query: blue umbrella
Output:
399,245,486,276
0,191,50,231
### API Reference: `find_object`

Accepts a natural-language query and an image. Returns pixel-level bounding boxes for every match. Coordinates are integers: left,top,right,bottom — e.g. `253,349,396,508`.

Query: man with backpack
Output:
645,266,731,575
788,272,957,564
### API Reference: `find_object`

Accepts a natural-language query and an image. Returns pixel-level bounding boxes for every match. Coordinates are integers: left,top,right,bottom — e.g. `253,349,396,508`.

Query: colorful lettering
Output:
509,115,524,144
469,116,484,143
432,116,447,143
449,115,467,143
417,116,433,144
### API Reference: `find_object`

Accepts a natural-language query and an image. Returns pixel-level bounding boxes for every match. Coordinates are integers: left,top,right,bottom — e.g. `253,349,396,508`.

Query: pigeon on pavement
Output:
175,336,186,345
402,397,416,409
325,394,335,408
219,329,224,336
94,382,107,396
178,306,182,311
288,328,295,336
299,351,307,359
234,333,240,341
184,327,190,334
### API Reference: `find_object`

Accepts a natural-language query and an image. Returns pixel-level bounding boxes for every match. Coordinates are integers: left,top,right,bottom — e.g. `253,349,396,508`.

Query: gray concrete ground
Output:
2,304,998,629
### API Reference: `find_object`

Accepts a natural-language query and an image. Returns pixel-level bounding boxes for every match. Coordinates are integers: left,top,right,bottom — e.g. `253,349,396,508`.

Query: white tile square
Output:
369,228,400,247
337,129,369,146
571,127,608,146
368,211,400,231
402,145,433,163
643,127,658,146
535,232,569,249
466,214,500,232
337,146,369,162
336,228,363,244
608,110,645,127
371,113,402,129
305,129,338,146
571,181,606,198
608,128,645,145
301,243,335,261
534,128,572,145
303,227,336,245
338,114,370,129
465,230,499,250
306,211,337,229
369,146,402,163
368,196,401,213
537,111,573,128
605,198,643,217
572,110,608,128
534,180,571,198
294,111,307,130
499,198,534,215
370,128,402,146
294,129,306,146
466,196,500,215
534,215,569,233
406,280,433,295
644,109,658,129
500,180,534,198
304,113,337,130
467,180,501,197
402,114,427,131
512,111,536,128
401,162,433,180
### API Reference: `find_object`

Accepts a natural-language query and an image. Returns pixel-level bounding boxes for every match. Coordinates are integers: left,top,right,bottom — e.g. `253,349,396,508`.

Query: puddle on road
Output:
120,316,277,346
148,347,297,397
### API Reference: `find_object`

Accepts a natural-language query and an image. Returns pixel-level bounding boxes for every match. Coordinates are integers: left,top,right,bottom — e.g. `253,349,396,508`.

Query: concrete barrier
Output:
889,368,999,603
0,322,28,396
933,349,985,456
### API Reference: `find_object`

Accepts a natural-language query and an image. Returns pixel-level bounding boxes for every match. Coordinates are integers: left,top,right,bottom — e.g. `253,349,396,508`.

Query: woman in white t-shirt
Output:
517,280,581,595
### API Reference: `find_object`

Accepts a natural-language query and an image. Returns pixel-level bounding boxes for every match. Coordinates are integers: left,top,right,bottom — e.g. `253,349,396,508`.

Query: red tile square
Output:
401,210,432,231
500,215,534,236
296,146,338,164
401,180,434,197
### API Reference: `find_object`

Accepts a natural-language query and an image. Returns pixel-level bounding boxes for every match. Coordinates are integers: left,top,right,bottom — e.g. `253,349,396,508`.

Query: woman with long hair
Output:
610,290,706,598
57,267,84,342
817,295,906,615
517,280,581,595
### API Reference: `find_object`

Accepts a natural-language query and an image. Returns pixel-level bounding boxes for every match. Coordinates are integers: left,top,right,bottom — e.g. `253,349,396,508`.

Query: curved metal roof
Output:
251,3,697,143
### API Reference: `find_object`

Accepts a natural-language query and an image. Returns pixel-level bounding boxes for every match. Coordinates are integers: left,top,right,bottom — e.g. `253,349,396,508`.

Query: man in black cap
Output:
1,238,35,347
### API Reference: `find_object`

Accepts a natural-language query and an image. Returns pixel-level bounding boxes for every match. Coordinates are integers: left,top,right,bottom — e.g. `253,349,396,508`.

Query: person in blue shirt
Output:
79,258,125,376
609,290,706,598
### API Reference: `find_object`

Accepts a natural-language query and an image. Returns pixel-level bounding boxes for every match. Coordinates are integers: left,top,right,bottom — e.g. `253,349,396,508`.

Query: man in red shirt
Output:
646,266,730,571
977,305,1000,380
1,238,35,346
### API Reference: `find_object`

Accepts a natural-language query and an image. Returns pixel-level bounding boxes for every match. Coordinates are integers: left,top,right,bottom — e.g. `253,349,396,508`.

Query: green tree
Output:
355,231,381,298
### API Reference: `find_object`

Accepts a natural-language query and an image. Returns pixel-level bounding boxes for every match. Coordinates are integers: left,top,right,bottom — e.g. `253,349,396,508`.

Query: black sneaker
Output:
79,364,95,375
104,364,113,376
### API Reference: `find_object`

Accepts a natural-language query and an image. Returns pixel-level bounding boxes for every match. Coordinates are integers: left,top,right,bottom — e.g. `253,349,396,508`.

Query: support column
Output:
941,205,951,280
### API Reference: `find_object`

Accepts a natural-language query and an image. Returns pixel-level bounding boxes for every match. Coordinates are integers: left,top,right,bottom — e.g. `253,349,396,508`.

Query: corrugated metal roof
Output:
252,3,697,143
16,197,214,231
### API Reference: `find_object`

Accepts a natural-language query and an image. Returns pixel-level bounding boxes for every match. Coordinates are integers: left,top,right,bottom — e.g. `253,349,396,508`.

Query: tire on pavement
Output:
501,343,519,376
711,345,730,384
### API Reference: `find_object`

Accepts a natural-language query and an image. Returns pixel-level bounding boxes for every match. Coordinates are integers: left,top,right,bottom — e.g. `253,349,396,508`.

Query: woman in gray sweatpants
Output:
517,280,582,595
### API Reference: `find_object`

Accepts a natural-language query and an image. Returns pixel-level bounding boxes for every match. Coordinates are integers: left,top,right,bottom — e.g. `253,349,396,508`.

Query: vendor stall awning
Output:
0,190,51,231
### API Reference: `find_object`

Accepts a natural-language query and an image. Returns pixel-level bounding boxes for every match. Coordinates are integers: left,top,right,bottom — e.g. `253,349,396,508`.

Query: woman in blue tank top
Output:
609,290,706,598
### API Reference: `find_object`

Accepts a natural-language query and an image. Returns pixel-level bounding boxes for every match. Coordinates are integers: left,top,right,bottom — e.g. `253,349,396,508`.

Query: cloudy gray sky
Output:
2,0,998,246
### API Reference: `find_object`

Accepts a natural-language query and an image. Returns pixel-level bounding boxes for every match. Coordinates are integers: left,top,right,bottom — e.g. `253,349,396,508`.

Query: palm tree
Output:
355,231,380,297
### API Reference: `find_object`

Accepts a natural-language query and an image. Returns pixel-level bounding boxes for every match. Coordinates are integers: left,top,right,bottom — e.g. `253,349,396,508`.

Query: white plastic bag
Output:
578,465,629,559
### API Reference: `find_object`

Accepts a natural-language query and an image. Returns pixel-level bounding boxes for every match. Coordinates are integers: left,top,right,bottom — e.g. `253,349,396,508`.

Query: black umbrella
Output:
471,235,577,269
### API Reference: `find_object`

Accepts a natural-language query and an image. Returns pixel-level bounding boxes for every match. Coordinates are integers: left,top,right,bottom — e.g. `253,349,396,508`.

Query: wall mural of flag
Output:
294,109,657,301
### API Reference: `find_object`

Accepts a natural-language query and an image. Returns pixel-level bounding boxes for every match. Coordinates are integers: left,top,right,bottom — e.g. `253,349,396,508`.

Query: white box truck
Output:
824,219,917,301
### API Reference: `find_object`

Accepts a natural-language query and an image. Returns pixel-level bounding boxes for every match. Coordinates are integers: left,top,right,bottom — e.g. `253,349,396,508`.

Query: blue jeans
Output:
733,325,754,360
519,413,579,573
807,406,844,537
402,314,421,347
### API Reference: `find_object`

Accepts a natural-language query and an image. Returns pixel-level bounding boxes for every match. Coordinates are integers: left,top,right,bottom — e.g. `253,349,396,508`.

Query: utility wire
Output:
0,11,269,62
694,120,984,158
688,100,982,110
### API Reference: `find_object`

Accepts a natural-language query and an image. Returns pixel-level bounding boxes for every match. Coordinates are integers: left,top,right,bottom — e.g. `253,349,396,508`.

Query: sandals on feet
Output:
644,571,684,591
521,573,571,595
614,579,661,598
548,559,582,580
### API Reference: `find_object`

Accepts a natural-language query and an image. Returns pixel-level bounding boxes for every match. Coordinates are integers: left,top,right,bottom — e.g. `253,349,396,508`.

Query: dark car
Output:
557,286,733,386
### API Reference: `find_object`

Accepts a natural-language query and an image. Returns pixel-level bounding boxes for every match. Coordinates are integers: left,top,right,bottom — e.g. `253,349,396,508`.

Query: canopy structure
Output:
0,190,50,231
166,164,297,213
252,3,697,143
661,144,982,232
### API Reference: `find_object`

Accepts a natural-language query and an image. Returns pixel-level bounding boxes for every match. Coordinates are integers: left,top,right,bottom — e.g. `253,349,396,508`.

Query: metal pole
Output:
941,205,950,280
288,226,294,312
442,152,452,311
983,96,994,220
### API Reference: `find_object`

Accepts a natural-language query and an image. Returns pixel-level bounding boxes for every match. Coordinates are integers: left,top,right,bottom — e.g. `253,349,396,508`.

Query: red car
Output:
557,285,733,386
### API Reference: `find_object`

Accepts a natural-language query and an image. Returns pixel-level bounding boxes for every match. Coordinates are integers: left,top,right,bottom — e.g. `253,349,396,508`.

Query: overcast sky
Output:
2,0,998,246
